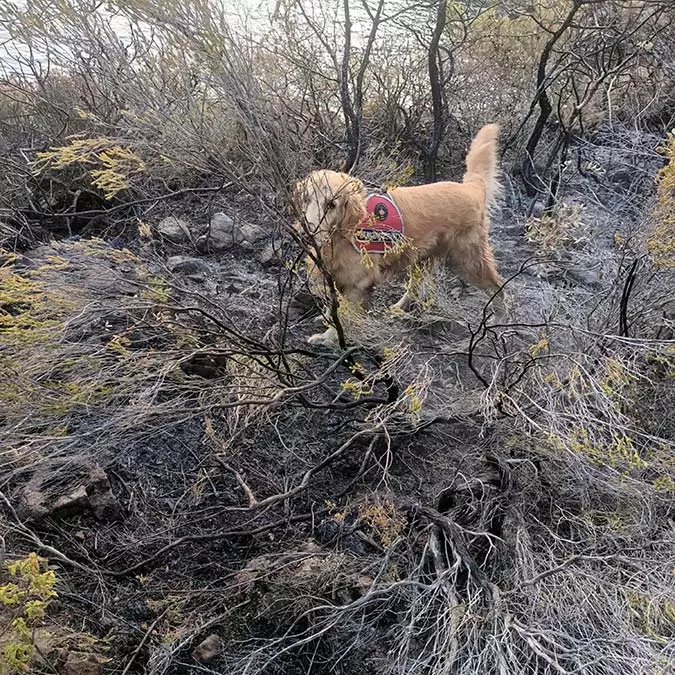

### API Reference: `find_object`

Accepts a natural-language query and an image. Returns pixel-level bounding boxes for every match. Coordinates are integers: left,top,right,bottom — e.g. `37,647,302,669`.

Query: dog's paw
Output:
307,326,338,346
390,293,413,314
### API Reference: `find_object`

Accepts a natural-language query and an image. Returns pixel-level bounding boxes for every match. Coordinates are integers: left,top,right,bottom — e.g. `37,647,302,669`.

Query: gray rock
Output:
198,212,238,251
210,212,236,233
210,212,237,243
198,213,264,251
259,242,280,267
233,227,245,245
157,216,192,243
167,256,209,275
196,232,232,253
239,222,265,247
529,200,546,219
20,462,122,522
565,267,602,289
63,652,103,675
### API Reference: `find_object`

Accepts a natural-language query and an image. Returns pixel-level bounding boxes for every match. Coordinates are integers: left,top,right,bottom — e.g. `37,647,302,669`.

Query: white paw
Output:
308,327,338,345
390,292,412,314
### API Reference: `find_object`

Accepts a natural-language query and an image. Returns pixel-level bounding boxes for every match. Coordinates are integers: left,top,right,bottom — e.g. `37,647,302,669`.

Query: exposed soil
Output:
2,135,674,674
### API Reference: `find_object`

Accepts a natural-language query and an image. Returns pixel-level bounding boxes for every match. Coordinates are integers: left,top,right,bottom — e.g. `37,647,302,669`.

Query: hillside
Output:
1,1,674,674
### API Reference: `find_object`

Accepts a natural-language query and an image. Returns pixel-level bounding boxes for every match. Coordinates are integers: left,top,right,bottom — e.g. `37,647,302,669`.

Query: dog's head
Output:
292,170,366,245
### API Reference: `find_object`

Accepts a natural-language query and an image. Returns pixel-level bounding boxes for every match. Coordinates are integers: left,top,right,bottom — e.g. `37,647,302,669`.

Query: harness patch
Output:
352,193,405,254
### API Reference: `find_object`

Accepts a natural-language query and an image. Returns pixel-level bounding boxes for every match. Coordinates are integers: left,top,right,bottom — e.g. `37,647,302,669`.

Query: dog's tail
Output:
463,123,500,207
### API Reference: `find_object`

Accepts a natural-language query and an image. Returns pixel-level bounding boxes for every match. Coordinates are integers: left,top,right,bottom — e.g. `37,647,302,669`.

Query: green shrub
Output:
0,554,57,674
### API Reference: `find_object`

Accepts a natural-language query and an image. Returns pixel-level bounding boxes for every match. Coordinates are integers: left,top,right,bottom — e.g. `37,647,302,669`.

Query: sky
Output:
0,0,278,74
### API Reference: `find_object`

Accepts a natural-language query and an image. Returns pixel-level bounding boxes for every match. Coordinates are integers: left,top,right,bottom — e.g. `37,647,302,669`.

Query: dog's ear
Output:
335,176,366,229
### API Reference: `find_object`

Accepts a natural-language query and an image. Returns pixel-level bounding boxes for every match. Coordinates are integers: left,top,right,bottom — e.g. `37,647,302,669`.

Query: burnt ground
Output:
1,143,674,675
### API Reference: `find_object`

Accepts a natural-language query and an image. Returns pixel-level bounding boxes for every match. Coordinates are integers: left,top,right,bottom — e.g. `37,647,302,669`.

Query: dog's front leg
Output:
302,255,339,345
308,295,348,346
308,280,372,346
390,263,427,314
391,291,413,313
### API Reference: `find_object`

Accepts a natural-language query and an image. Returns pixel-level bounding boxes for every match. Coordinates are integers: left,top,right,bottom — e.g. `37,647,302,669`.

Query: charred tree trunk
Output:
545,130,570,213
424,0,448,182
340,0,360,173
521,0,582,196
341,0,385,174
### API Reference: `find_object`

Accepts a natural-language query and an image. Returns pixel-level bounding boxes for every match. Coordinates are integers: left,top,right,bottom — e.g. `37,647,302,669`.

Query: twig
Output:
111,508,329,577
120,606,171,675
215,458,258,507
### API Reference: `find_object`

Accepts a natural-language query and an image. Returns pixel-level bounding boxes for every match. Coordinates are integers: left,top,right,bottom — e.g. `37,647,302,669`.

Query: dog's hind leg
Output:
448,239,505,309
451,239,500,288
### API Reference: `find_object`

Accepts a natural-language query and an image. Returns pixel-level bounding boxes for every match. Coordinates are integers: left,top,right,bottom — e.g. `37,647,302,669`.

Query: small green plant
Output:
0,553,58,674
141,274,171,303
340,377,374,400
599,357,637,411
0,265,72,348
390,260,434,312
528,334,550,357
553,427,648,472
32,136,146,200
403,382,425,420
646,131,675,268
653,475,675,493
358,247,375,270
525,202,587,255
382,162,415,190
382,236,416,262
358,498,406,547
625,590,675,644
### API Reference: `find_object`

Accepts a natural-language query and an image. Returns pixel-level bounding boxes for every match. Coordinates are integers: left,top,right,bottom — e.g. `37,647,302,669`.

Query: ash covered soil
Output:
1,153,674,675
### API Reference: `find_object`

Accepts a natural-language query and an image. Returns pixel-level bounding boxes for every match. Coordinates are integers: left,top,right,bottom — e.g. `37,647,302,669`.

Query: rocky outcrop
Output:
19,462,122,522
167,255,210,275
196,212,265,252
157,216,192,244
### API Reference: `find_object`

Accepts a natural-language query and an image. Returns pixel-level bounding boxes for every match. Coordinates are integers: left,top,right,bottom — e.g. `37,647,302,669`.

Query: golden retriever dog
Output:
293,123,503,344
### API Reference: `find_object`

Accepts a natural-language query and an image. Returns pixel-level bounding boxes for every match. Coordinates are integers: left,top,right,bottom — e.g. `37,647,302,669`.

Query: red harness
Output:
352,193,405,254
